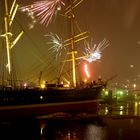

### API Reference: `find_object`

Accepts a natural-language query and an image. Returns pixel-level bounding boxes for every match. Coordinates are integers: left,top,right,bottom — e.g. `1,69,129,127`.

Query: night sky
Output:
0,0,140,88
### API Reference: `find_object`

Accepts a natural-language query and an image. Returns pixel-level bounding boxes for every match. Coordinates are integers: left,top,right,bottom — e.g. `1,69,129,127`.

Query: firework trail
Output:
84,63,90,78
20,0,65,28
83,38,109,63
45,32,65,59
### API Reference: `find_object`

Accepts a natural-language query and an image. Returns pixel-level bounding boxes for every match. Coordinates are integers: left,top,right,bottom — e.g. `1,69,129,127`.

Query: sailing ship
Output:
0,0,107,118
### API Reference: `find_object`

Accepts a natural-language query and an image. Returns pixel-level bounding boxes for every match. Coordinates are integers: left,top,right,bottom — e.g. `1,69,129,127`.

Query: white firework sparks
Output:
19,0,65,28
45,32,65,59
83,38,109,63
19,5,37,29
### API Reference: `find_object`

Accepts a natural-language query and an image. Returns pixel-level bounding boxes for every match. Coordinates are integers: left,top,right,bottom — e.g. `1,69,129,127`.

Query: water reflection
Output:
2,95,140,139
98,100,140,117
134,101,140,116
84,124,107,140
38,116,140,140
0,118,40,140
2,116,140,140
38,99,140,140
40,119,106,140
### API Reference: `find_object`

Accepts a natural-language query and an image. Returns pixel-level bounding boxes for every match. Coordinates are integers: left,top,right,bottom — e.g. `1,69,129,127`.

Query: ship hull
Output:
0,85,103,118
0,100,99,119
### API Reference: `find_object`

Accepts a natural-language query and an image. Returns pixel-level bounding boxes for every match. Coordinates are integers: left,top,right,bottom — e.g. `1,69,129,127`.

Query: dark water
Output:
1,100,140,140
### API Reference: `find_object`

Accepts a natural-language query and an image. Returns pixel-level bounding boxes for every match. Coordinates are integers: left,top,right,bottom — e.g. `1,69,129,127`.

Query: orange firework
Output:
84,63,90,78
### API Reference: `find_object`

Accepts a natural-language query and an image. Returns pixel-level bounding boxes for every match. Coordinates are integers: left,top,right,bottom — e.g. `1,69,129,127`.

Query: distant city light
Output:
119,110,123,115
130,64,134,68
137,41,140,45
105,90,109,96
133,83,136,90
120,106,124,110
117,90,124,96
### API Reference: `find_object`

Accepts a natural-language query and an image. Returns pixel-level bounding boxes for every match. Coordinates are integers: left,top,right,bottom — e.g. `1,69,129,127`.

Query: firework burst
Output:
20,0,65,28
83,38,109,63
45,32,65,59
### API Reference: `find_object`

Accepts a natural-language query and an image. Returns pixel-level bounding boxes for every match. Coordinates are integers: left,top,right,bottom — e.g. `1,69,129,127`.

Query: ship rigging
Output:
0,0,23,88
0,0,109,89
0,0,107,118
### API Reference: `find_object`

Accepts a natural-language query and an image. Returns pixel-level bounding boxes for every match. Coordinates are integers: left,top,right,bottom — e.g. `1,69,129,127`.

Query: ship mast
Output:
69,4,76,87
2,0,24,87
64,0,88,87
